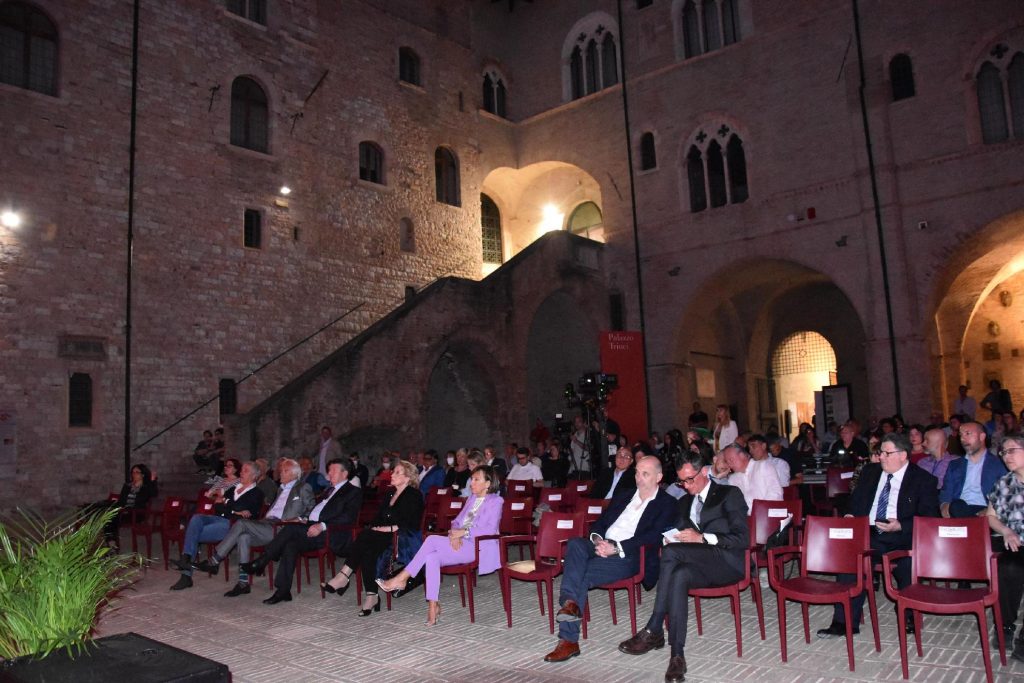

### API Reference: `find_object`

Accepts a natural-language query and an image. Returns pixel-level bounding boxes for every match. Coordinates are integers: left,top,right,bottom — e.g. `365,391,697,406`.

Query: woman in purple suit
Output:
378,465,503,625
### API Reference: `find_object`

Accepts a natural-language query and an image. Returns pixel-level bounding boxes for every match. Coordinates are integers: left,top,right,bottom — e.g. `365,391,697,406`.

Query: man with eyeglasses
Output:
939,421,1007,518
591,448,637,500
816,432,938,639
617,451,748,682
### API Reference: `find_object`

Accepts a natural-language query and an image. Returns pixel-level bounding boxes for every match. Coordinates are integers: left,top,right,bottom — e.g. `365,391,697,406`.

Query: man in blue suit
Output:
940,421,1007,518
542,456,676,663
418,450,446,494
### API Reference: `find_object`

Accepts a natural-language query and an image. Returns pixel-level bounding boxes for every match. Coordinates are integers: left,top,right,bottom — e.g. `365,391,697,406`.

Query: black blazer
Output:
313,481,363,554
590,466,636,500
216,485,265,519
117,480,158,521
371,486,425,532
590,487,677,589
673,481,749,574
849,462,939,549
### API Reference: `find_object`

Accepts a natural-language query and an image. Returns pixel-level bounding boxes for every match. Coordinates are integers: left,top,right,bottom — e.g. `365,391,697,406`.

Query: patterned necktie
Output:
690,494,703,528
875,474,893,523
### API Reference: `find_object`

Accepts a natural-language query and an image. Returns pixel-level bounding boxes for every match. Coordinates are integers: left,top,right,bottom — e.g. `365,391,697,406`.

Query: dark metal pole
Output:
852,0,902,416
615,0,654,435
125,0,140,480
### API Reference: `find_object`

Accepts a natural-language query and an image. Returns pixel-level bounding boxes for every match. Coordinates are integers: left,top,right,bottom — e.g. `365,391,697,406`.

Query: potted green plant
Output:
0,506,139,663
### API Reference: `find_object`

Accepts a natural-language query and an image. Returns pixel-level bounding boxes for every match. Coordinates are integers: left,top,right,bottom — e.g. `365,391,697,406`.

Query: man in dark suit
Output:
244,458,362,604
590,448,637,500
617,452,749,683
939,420,1006,517
817,432,939,637
542,456,677,664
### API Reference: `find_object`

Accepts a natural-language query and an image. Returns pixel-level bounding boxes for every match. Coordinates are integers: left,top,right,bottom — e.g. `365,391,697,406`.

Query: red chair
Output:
882,516,1005,683
421,488,452,532
506,480,535,501
768,515,880,671
750,499,802,571
297,525,350,598
689,545,765,657
575,498,609,525
501,498,534,536
582,546,648,639
439,532,502,623
436,498,465,533
571,480,594,499
538,487,573,512
499,511,585,633
809,467,854,516
158,497,187,570
127,500,154,556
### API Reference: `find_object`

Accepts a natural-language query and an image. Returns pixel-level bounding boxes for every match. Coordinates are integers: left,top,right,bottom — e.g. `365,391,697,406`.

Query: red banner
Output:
600,331,648,443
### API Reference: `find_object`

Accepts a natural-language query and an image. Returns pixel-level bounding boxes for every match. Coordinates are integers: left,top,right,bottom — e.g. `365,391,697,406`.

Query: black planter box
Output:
0,632,229,682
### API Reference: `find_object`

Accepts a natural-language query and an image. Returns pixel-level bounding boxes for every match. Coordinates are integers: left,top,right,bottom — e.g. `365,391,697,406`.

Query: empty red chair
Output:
499,511,585,633
539,487,573,512
575,498,609,525
882,516,1005,683
506,480,535,501
500,498,534,536
436,498,465,533
809,467,854,516
158,497,187,570
768,515,880,671
750,498,802,571
571,480,594,499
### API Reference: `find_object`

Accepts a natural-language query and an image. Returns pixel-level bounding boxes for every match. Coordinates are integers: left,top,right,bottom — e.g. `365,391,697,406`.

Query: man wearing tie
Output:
617,452,749,682
815,432,938,638
244,458,362,604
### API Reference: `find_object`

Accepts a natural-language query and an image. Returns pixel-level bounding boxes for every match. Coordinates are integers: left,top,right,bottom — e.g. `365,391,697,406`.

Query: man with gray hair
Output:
722,443,783,513
916,428,958,490
193,457,314,596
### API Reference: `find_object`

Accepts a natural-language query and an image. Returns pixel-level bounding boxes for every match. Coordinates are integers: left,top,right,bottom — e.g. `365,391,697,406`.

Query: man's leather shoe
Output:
169,555,193,571
224,583,251,597
169,575,193,591
665,654,687,682
262,591,292,605
240,559,267,577
543,639,580,662
815,622,858,638
194,559,219,574
555,600,582,623
904,615,916,635
618,628,665,655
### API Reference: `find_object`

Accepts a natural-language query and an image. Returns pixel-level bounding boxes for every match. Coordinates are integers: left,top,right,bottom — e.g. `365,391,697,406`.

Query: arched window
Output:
399,47,421,86
68,372,92,427
686,145,706,212
706,140,727,208
977,61,1008,144
434,147,460,206
482,69,507,118
639,132,657,170
480,194,502,264
1009,53,1024,139
701,0,721,52
889,53,915,101
226,0,266,25
400,217,415,253
359,141,384,184
563,16,620,101
230,76,268,152
0,2,58,95
722,0,740,45
681,0,701,59
568,201,603,238
726,135,748,203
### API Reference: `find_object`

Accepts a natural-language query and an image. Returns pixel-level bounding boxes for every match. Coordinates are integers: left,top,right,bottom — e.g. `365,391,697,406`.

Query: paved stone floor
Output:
94,556,1024,683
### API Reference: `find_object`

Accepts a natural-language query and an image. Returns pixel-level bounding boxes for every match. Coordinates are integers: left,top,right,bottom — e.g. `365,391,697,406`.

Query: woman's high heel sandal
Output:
357,594,381,617
375,576,407,595
321,574,350,598
426,601,441,626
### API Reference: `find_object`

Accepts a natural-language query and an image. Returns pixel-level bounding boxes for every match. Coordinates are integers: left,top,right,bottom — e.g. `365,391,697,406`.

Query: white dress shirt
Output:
308,480,347,529
728,457,783,513
604,489,655,556
869,462,908,522
266,480,296,519
507,462,543,481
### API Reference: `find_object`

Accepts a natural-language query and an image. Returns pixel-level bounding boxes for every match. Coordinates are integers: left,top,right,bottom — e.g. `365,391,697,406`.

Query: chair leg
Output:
801,602,810,643
913,610,922,656
627,582,638,636
582,602,588,640
731,592,743,658
318,556,325,599
536,581,545,615
546,579,555,635
975,607,995,683
501,572,512,628
865,579,881,652
897,605,910,679
609,588,618,625
162,539,170,571
458,574,467,607
994,603,1008,665
751,576,766,640
777,595,789,663
694,596,703,635
467,571,476,623
841,599,855,671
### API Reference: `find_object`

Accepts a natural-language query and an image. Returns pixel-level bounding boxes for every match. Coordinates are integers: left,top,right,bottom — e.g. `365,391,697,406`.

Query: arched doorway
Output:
526,291,600,433
771,331,838,439
424,343,500,452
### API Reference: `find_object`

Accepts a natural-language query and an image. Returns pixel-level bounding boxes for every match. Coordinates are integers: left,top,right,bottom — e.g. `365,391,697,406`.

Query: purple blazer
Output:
451,494,503,575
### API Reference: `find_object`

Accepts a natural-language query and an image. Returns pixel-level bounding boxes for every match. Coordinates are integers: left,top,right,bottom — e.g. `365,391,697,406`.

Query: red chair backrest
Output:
572,481,594,498
195,500,216,516
107,492,121,503
575,498,610,524
436,498,465,532
801,515,869,576
536,511,585,559
539,487,572,509
911,516,992,583
750,498,802,546
161,497,186,531
424,488,452,515
825,468,855,497
782,485,800,501
507,481,534,499
501,497,534,534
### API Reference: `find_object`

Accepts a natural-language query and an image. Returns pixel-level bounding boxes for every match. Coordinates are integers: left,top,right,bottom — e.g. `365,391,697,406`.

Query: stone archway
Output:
930,209,1024,417
424,342,501,452
665,259,868,435
526,290,601,432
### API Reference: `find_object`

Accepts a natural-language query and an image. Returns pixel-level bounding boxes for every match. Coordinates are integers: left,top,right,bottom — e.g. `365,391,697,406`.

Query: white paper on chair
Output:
556,519,575,529
511,502,525,511
577,485,588,492
840,471,854,480
778,515,793,532
938,526,968,538
829,528,854,539
450,502,463,509
768,508,788,518
588,506,602,514
514,485,526,491
549,494,562,501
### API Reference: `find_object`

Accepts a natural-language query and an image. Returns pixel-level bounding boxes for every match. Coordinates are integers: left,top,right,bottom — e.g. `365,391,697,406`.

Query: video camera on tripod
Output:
563,372,618,408
554,372,619,478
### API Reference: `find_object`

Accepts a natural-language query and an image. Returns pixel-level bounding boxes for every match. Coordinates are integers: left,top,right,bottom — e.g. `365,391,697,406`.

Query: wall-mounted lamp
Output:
1,210,22,228
279,185,292,196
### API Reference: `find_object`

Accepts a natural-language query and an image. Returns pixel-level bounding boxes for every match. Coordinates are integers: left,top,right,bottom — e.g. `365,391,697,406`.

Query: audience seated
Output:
101,462,158,544
940,421,1007,518
507,446,543,486
986,434,1024,661
418,450,446,494
192,430,218,472
203,458,241,498
443,448,471,490
541,443,571,488
591,447,636,500
723,444,782,512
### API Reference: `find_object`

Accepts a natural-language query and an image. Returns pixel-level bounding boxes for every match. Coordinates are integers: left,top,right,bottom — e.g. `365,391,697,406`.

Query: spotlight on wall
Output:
1,210,22,228
279,185,292,196
540,204,564,233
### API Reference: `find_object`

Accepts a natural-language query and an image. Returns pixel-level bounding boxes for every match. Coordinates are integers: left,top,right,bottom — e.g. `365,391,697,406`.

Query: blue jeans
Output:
182,515,230,575
557,536,638,643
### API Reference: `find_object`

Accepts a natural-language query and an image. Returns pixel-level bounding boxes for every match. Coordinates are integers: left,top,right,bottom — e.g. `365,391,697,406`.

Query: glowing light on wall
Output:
539,204,564,233
1,210,21,228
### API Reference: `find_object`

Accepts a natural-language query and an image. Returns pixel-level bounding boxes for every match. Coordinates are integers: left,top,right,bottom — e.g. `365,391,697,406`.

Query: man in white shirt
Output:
723,444,783,512
542,457,676,664
748,434,791,488
507,447,544,486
